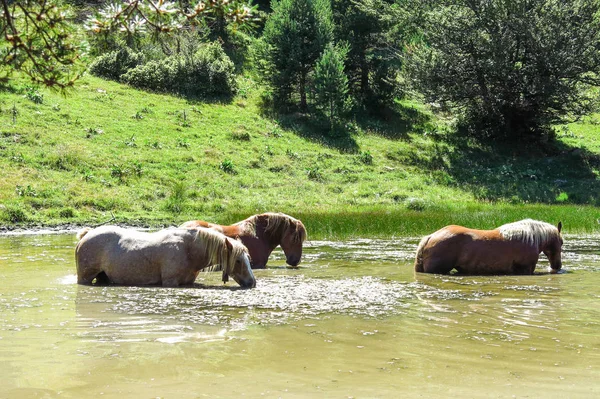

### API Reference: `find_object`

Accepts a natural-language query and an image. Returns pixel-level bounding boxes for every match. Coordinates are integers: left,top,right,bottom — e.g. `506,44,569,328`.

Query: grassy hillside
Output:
1,75,599,237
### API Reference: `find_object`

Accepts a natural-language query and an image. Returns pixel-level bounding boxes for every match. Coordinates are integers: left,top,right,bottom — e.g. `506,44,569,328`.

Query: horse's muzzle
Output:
237,277,256,288
286,257,300,267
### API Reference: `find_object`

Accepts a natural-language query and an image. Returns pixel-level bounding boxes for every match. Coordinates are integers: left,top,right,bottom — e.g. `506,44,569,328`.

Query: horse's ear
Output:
557,221,562,233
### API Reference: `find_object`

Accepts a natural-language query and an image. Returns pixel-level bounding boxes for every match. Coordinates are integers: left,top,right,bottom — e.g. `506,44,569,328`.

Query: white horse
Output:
75,226,256,288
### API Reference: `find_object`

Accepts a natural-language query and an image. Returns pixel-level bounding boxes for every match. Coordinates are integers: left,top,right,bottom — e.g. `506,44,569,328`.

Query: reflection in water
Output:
0,234,599,398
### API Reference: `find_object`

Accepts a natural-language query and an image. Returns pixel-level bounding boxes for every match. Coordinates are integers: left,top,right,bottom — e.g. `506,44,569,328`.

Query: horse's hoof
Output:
549,268,561,274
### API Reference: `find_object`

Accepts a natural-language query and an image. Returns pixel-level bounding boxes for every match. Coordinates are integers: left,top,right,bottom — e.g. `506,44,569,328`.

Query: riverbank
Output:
1,203,598,239
1,75,599,237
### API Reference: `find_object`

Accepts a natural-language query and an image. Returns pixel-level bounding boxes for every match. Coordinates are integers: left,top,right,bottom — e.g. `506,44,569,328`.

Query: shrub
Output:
405,197,427,211
220,159,237,174
24,86,43,104
120,57,179,93
231,131,251,141
357,151,373,165
307,167,324,181
88,47,144,80
58,207,76,218
0,205,29,223
185,43,237,97
120,43,237,98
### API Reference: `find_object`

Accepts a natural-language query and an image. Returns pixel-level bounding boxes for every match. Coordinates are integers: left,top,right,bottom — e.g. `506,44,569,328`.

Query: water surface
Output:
1,234,599,398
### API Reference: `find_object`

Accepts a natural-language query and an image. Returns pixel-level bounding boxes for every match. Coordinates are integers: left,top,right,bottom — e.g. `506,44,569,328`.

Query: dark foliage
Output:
88,47,144,80
406,0,600,140
120,43,237,98
261,0,334,111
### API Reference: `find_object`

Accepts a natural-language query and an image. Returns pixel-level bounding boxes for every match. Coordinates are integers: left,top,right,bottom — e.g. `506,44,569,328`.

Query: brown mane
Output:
237,212,307,242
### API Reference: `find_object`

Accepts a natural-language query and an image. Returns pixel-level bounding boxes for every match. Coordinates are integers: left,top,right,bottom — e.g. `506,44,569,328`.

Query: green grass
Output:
1,75,599,238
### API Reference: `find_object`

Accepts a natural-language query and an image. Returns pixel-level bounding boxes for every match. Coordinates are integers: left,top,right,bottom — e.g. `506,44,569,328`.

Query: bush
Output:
0,205,29,223
407,0,600,140
120,43,237,98
88,47,144,80
120,58,179,93
182,42,238,97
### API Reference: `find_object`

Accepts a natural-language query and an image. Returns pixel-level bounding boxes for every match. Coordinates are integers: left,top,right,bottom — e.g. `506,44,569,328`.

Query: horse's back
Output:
419,224,538,274
75,226,195,285
181,220,213,229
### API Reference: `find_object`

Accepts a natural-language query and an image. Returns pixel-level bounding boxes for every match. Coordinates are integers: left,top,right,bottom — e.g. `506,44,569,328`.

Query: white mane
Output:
497,219,559,248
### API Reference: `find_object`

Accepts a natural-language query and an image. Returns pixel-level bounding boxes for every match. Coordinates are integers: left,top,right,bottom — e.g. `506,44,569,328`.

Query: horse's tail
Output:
414,235,431,273
76,228,91,241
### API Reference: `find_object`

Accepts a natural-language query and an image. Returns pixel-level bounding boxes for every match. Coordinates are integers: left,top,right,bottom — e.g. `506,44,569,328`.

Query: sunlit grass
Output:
0,74,599,236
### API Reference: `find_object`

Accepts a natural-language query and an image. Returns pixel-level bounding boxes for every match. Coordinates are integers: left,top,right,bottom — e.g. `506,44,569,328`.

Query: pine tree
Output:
262,0,334,111
313,43,351,129
331,0,406,110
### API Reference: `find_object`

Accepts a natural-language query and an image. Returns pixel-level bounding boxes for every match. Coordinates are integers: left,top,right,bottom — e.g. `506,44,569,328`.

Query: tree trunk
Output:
359,50,369,98
300,70,307,111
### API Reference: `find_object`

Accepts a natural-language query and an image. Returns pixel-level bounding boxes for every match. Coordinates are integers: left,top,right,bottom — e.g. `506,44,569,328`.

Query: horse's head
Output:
542,221,563,273
222,237,256,288
279,218,307,267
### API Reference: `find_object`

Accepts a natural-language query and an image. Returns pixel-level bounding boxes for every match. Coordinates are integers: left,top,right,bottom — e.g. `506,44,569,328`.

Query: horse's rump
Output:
76,228,91,241
414,235,431,273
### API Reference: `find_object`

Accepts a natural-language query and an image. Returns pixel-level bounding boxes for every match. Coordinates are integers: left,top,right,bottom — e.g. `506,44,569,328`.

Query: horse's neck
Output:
254,221,281,248
239,234,272,267
188,239,213,271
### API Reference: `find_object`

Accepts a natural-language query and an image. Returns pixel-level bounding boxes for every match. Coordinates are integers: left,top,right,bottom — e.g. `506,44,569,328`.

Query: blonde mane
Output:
194,228,248,280
497,219,560,248
240,212,307,242
194,227,227,269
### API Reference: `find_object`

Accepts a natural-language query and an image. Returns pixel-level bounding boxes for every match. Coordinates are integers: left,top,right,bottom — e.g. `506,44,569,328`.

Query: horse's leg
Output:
77,265,104,285
511,262,534,275
94,271,111,285
161,263,195,287
423,259,454,274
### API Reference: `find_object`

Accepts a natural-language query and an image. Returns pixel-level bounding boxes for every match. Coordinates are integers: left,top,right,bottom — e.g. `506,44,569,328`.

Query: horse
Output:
75,225,256,288
180,212,307,269
414,219,563,275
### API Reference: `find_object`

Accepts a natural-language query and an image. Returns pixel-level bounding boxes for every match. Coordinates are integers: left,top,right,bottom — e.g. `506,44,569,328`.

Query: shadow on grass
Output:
406,131,600,205
261,101,435,153
275,112,360,153
354,101,435,141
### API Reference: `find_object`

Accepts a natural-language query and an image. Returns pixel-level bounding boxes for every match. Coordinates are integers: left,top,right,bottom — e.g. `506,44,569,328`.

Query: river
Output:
0,233,599,398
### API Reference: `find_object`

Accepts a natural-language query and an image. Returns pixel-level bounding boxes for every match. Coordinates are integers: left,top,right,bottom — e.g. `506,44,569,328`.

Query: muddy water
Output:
1,234,599,398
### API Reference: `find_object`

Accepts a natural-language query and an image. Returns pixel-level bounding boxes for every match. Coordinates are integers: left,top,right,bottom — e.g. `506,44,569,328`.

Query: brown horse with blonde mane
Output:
181,212,307,269
414,219,563,275
75,226,256,287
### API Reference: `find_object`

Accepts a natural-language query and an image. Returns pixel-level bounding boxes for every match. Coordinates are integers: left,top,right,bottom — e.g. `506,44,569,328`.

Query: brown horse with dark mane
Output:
414,219,563,275
181,212,307,269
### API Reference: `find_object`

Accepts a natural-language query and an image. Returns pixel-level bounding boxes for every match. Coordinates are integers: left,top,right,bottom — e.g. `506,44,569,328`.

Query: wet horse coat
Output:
181,213,307,268
414,219,563,275
75,226,256,287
